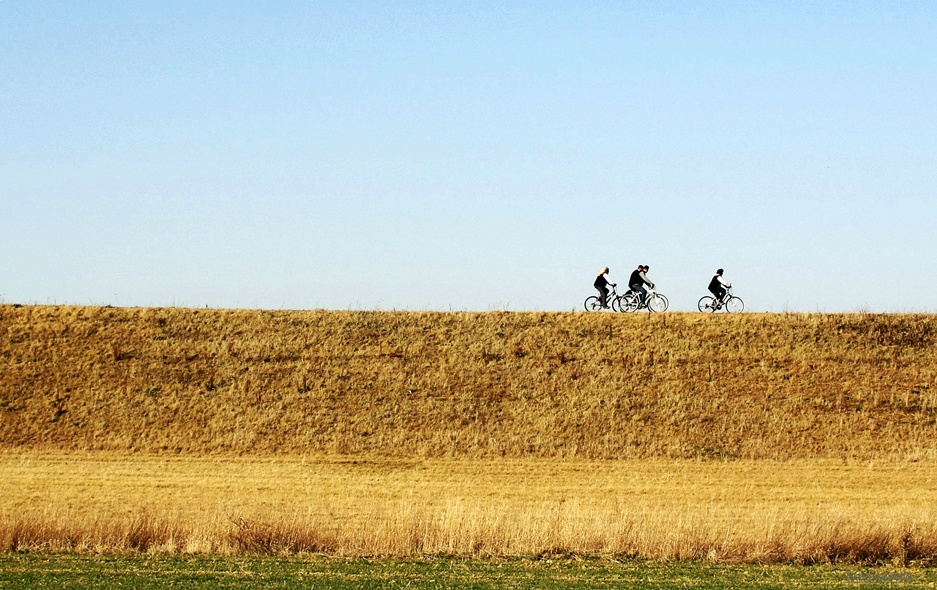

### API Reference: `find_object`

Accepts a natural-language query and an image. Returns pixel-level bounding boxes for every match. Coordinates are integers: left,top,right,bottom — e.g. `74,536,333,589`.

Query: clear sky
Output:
2,2,935,312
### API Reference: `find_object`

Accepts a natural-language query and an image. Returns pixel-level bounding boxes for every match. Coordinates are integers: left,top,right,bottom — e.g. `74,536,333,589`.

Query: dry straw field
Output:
2,305,937,562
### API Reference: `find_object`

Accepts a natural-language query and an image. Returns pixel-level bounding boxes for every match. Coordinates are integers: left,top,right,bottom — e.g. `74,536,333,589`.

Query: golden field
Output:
3,452,937,563
2,305,937,562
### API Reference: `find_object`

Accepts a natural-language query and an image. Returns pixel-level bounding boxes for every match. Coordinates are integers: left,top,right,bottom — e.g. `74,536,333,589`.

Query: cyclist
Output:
593,267,616,309
708,269,731,304
629,265,654,308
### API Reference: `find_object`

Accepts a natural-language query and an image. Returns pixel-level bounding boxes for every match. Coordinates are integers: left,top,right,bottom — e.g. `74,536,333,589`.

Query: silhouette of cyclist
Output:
708,268,731,303
594,267,615,309
629,265,654,308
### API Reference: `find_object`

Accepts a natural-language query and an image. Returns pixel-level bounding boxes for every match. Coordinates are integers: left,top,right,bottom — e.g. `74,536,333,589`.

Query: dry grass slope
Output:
2,305,936,459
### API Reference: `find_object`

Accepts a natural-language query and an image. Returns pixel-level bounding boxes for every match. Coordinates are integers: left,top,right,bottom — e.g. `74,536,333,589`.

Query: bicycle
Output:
584,284,623,312
619,286,669,313
698,287,744,313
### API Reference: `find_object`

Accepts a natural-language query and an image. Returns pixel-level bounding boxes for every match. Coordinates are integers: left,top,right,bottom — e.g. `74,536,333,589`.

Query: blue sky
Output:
2,2,935,311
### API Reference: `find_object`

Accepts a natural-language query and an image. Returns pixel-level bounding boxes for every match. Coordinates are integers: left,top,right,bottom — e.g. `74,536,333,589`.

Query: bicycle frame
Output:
599,284,622,308
716,286,738,306
699,286,743,313
585,283,622,311
621,285,668,312
630,284,655,302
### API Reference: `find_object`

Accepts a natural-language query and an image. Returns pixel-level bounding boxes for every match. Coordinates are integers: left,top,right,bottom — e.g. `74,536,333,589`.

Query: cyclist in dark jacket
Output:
708,269,731,303
594,267,615,308
629,265,654,307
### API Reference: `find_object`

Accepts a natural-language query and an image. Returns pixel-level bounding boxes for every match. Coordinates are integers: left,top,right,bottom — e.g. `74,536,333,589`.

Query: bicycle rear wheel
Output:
725,296,744,313
584,296,602,311
698,295,716,312
647,293,669,312
620,291,639,312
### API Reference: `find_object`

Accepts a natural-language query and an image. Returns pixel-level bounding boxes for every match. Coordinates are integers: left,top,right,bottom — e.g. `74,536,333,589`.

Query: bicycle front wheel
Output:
698,295,717,313
725,296,744,313
647,293,669,312
584,296,602,312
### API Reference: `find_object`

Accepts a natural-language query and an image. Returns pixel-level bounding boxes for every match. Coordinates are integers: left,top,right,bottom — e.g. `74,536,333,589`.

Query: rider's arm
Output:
640,272,654,289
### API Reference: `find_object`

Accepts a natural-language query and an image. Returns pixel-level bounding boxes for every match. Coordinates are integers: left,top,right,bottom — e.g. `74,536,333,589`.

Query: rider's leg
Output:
636,285,647,306
629,284,643,306
598,286,609,308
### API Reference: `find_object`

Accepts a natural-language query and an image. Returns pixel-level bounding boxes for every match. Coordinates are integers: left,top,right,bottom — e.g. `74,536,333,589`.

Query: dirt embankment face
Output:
1,305,935,459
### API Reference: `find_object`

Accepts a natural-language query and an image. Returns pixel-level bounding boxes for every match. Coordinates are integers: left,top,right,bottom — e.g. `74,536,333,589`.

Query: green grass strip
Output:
0,554,933,589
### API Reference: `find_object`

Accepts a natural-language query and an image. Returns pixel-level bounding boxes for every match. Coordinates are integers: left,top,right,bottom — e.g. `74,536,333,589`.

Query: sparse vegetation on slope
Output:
1,305,936,459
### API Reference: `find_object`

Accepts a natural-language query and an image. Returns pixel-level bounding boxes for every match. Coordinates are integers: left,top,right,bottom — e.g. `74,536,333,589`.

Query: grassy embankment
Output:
2,305,936,562
2,305,936,458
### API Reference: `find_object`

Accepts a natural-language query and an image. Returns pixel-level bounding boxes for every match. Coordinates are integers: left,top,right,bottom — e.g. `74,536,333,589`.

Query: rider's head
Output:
716,268,724,275
601,267,609,275
643,265,649,272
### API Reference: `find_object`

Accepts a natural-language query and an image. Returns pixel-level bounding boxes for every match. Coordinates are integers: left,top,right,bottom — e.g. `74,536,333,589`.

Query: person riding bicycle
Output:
593,267,616,309
708,269,731,304
629,265,654,308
